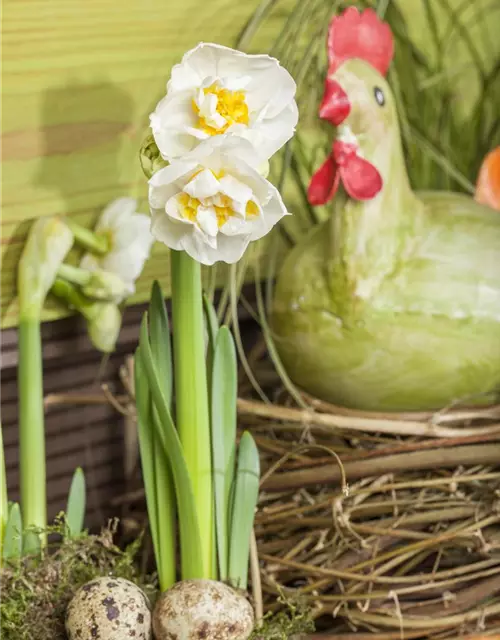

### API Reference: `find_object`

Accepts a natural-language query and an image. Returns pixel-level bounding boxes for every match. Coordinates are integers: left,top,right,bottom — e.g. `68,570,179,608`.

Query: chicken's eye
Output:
374,86,385,106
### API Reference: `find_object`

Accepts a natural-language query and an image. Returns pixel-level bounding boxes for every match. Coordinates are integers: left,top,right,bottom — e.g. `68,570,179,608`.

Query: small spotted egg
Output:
153,579,254,640
65,577,152,640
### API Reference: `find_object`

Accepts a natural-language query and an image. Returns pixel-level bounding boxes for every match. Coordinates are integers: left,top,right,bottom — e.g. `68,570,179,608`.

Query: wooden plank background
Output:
1,0,294,328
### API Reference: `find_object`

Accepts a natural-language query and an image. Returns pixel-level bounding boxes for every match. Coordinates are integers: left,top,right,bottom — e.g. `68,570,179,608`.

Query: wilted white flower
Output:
149,136,288,265
80,198,154,301
150,43,298,163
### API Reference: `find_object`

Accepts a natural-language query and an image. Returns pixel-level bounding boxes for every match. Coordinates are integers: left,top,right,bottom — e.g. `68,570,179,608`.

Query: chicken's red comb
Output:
327,7,394,76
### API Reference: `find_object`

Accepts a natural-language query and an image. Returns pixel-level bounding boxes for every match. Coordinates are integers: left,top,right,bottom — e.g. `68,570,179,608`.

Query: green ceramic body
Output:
273,189,500,411
273,58,500,411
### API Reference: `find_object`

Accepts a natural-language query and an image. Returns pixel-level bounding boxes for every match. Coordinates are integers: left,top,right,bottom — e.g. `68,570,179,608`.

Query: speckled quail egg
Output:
65,576,152,640
153,579,254,640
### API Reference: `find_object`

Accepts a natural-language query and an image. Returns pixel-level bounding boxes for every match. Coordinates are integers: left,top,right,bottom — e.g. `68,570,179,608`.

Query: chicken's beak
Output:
319,77,350,125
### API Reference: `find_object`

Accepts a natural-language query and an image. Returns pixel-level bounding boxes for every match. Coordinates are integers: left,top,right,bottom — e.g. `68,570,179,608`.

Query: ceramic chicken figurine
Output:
272,7,500,411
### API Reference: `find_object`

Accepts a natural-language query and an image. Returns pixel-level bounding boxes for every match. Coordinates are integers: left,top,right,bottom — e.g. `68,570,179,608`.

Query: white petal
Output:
167,44,225,93
219,216,249,236
224,157,271,205
217,174,253,204
196,205,218,237
150,91,200,159
164,195,192,225
148,161,199,211
185,126,212,141
213,232,251,264
102,216,153,284
172,44,261,89
95,198,138,231
245,60,297,119
151,208,189,251
184,168,220,199
243,101,299,160
198,93,226,129
179,227,220,265
248,185,289,241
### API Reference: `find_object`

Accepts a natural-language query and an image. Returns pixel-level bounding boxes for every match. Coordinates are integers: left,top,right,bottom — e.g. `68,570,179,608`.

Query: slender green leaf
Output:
202,292,220,579
3,503,22,561
228,431,260,590
23,530,41,556
203,292,220,388
148,282,177,590
65,467,86,538
134,348,161,579
211,327,238,580
149,281,173,407
138,314,205,580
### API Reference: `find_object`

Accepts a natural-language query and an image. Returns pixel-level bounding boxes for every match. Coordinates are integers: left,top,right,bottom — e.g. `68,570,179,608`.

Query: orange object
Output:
475,146,500,210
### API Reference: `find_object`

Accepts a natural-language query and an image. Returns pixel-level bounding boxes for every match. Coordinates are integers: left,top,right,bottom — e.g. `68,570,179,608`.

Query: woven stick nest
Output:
235,349,500,638
45,351,500,638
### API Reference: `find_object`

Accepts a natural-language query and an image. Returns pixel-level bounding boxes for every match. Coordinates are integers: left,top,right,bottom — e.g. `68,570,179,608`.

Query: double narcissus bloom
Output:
149,137,288,265
80,198,154,301
148,43,298,265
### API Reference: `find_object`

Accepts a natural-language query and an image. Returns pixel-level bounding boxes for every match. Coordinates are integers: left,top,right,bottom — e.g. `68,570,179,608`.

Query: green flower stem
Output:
65,219,110,255
17,217,74,547
170,250,214,579
57,263,91,287
18,316,46,544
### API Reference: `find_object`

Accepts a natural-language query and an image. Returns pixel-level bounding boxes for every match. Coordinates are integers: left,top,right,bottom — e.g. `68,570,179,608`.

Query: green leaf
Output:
149,281,173,407
3,503,22,561
210,326,237,581
228,431,260,590
134,348,161,578
147,282,177,590
23,529,41,556
203,293,220,395
65,467,86,538
138,313,205,580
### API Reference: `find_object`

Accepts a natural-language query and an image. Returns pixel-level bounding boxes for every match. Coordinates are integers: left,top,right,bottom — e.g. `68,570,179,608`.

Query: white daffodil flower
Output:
80,198,154,301
150,43,298,163
149,136,289,265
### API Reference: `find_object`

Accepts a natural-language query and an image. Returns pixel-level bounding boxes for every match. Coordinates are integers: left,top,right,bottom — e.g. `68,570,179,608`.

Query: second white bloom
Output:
149,137,288,265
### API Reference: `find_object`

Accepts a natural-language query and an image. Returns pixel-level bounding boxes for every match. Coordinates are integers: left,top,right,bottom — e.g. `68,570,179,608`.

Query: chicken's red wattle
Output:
307,141,383,205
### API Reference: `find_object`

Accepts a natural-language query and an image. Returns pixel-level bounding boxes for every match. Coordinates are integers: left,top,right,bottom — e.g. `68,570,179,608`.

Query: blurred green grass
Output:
238,0,500,240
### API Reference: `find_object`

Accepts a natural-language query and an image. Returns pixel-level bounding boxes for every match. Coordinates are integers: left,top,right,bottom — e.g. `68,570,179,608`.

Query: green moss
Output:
0,520,157,640
249,594,315,640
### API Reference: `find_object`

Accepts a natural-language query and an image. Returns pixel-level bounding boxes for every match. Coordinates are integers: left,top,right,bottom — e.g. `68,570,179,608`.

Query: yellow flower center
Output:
192,83,249,136
178,192,200,222
178,172,260,229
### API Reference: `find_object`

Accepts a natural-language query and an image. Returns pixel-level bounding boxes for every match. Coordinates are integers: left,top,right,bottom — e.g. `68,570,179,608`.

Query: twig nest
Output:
153,579,254,640
65,576,152,639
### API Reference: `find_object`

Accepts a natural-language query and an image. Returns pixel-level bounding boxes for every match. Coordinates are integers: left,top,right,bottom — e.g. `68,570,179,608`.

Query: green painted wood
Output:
1,0,294,328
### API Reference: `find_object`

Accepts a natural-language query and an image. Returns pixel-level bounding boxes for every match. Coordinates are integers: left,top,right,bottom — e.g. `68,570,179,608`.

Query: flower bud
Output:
82,269,130,303
18,217,74,318
139,134,169,179
85,301,122,353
